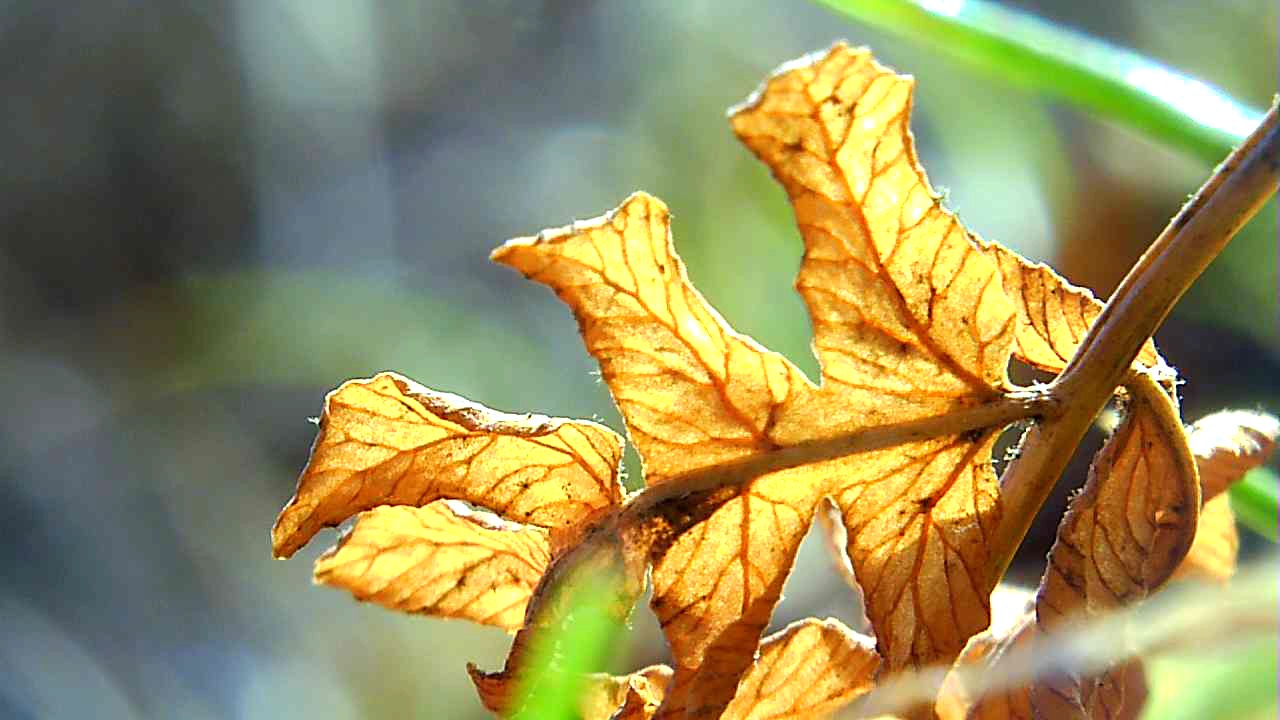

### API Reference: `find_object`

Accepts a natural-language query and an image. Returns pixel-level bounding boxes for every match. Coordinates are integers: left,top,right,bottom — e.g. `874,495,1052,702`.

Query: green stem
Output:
811,0,1263,162
1230,468,1279,541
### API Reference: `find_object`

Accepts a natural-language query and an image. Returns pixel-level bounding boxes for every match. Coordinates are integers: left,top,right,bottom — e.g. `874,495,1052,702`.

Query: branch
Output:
991,100,1280,578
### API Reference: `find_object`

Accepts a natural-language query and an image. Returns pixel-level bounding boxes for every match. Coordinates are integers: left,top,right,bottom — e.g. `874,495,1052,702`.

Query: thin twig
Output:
991,100,1280,579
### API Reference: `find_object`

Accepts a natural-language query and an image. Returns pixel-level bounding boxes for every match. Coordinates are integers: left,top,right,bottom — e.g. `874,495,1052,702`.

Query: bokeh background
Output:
1,1,1275,718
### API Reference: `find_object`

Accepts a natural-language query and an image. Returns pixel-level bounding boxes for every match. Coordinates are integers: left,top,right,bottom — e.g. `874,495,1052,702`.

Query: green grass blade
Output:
811,0,1264,162
1230,467,1279,541
511,573,627,720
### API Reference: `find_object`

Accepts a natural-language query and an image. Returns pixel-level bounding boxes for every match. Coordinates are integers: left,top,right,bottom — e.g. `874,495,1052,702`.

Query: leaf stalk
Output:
990,100,1279,580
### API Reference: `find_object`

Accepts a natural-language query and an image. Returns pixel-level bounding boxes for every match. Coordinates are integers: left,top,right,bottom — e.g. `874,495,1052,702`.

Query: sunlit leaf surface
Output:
272,372,624,559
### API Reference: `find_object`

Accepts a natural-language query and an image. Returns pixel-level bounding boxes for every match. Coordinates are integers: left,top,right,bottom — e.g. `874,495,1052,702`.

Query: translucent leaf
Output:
1172,492,1238,584
729,44,1026,678
489,44,1033,715
1186,410,1279,501
722,618,880,719
272,372,624,559
572,618,880,720
494,192,812,488
1033,383,1198,717
312,500,551,631
976,242,1163,375
1039,387,1198,621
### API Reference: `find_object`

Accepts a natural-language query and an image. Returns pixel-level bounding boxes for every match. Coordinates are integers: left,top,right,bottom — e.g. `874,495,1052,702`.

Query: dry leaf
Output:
935,380,1195,719
941,405,1272,718
1030,380,1197,718
957,239,1192,719
1186,410,1279,500
1170,408,1276,583
1170,493,1238,584
976,244,1163,377
722,617,880,719
1039,387,1198,621
490,43,1034,715
272,372,624,560
937,611,1036,720
313,500,551,631
580,665,672,720
576,618,880,720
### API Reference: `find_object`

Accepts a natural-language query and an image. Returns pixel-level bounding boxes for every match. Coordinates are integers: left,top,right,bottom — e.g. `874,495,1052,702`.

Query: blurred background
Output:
0,1,1275,718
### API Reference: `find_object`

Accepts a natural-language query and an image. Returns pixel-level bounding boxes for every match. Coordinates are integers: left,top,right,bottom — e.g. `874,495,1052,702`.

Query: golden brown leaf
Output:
975,242,1163,375
1186,410,1279,500
635,476,822,718
580,665,672,720
271,372,624,559
1031,380,1197,719
722,618,880,720
729,43,1025,676
1168,409,1276,584
975,234,1182,717
312,500,551,631
729,48,1016,423
491,43,1030,716
1171,493,1238,584
1037,384,1198,625
940,611,1037,720
576,619,880,720
493,192,812,487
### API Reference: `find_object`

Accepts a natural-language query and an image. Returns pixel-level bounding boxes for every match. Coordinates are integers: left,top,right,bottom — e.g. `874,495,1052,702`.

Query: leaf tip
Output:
490,191,670,271
270,509,303,559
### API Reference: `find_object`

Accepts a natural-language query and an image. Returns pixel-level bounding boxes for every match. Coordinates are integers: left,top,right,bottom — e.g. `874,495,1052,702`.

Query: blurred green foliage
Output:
513,576,627,720
814,0,1263,161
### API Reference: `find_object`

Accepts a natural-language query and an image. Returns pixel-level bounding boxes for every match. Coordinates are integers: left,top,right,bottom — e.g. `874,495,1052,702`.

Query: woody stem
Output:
991,99,1280,582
